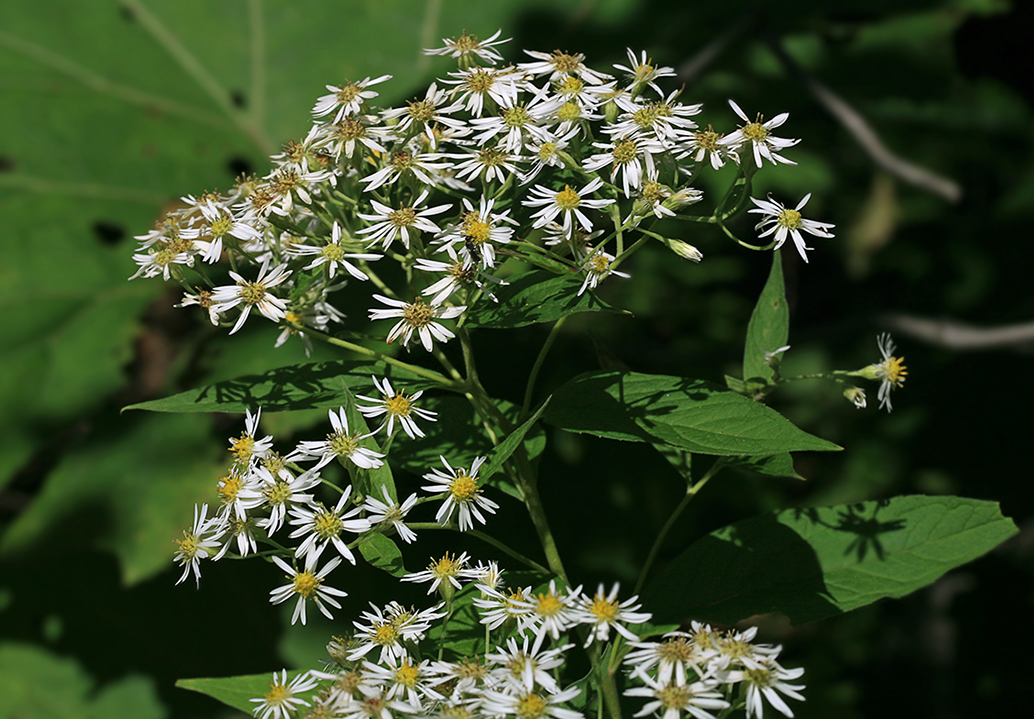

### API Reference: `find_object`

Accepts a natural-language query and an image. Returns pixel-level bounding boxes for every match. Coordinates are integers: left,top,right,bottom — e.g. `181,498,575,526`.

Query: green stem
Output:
285,320,456,386
521,316,567,420
633,458,727,595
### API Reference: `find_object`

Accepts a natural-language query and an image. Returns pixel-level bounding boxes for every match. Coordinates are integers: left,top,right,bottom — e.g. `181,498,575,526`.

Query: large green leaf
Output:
742,250,789,385
0,642,166,719
123,359,443,413
358,533,407,577
642,495,1018,626
177,670,310,715
0,413,224,585
543,371,840,456
465,270,629,329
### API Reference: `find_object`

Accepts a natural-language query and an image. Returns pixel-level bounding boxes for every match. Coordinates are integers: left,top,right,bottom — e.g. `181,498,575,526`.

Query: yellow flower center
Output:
557,101,582,122
535,592,563,617
694,128,721,152
328,430,360,458
292,570,321,598
656,684,692,711
551,51,582,73
373,623,400,646
263,682,290,706
217,474,243,504
174,532,199,559
209,214,233,239
230,434,255,461
612,139,638,165
451,31,480,54
333,118,366,141
407,99,437,123
237,280,267,306
464,68,495,93
477,146,507,167
555,186,581,211
777,209,802,231
657,637,696,663
321,243,346,261
153,248,174,266
462,212,492,246
390,151,415,170
431,552,464,578
265,480,291,507
402,300,434,329
742,121,770,144
336,83,362,104
557,75,584,95
394,661,420,687
449,474,480,503
882,356,908,386
384,392,413,417
589,595,619,622
516,692,548,719
313,507,345,540
503,105,531,128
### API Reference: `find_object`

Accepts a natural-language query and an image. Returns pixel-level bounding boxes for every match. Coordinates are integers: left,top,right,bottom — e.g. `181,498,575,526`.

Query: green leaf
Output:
123,359,441,414
642,495,1018,626
177,671,310,715
464,270,629,329
478,398,551,495
0,642,165,719
543,371,840,456
358,533,407,577
0,413,223,585
336,383,396,504
742,251,788,385
726,453,802,480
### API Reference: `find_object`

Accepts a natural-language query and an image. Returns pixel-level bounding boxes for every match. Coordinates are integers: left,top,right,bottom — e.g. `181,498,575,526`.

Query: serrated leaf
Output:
743,251,788,385
177,671,309,715
465,270,629,329
123,359,444,413
642,495,1018,626
544,371,840,456
358,533,407,577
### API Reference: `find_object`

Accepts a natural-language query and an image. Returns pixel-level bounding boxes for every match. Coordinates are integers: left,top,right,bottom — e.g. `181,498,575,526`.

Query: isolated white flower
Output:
422,455,499,531
524,177,615,238
209,261,292,334
289,406,384,471
748,193,835,264
356,376,438,439
719,100,799,167
250,670,319,719
287,221,381,280
311,75,392,123
269,553,348,625
368,295,465,352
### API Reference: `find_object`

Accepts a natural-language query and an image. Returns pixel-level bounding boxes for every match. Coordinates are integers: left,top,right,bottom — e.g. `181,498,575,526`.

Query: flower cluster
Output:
131,33,835,361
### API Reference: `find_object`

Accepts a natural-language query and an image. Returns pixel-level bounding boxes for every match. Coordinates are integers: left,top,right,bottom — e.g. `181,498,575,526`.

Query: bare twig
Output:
763,32,962,203
677,16,755,84
881,314,1034,350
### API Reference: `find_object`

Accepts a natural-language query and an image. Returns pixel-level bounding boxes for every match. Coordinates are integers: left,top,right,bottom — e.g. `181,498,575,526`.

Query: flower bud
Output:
844,386,867,409
667,239,703,262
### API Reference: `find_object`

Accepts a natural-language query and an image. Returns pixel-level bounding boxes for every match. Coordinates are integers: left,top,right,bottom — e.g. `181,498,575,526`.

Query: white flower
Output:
583,135,666,197
442,65,521,117
356,376,438,439
434,195,517,269
470,101,553,153
311,75,392,123
363,487,420,544
288,485,371,564
349,601,445,663
423,29,510,66
624,672,729,719
357,189,451,250
578,250,631,296
520,129,579,185
415,257,507,305
381,82,466,149
678,126,739,170
575,583,652,646
485,636,570,694
613,48,676,96
289,406,385,471
519,49,613,85
473,585,534,630
210,261,292,334
269,553,348,625
624,631,717,687
173,503,224,587
718,100,799,167
516,580,583,645
193,199,263,264
480,671,583,719
449,143,523,184
368,295,465,352
238,464,320,537
250,670,319,719
129,245,194,281
868,333,907,412
421,455,499,531
401,551,473,595
748,193,835,264
725,659,806,719
316,114,393,160
360,149,451,192
227,408,273,468
361,655,443,709
288,222,381,280
523,177,615,239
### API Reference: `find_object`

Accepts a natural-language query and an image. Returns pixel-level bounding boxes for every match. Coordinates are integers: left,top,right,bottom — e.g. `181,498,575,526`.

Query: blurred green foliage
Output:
1,0,1031,716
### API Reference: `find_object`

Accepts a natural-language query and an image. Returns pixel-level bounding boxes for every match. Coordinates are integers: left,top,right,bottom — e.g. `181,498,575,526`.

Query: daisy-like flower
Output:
357,189,452,250
605,92,702,143
733,658,806,719
213,513,260,560
250,670,319,719
340,681,421,719
479,670,584,719
362,655,443,710
863,333,907,412
678,125,738,170
288,485,372,564
435,195,518,269
288,221,381,280
401,551,472,596
415,257,507,305
381,83,466,149
422,455,499,531
363,487,420,544
520,49,612,85
520,129,579,185
269,553,348,625
368,295,466,352
360,149,451,193
192,199,263,264
624,631,716,687
578,250,631,296
290,406,385,471
474,584,534,630
575,584,652,646
238,464,320,537
516,580,583,645
246,162,336,217
129,245,194,281
624,672,729,719
486,636,571,694
523,177,616,239
469,560,505,592
349,601,445,663
718,100,799,168
312,75,392,123
748,193,835,264
470,101,553,154
423,29,510,66
450,143,523,184
209,261,292,334
442,65,521,117
356,376,438,439
173,503,224,587
316,114,392,160
614,48,677,97
228,408,273,469
583,135,666,197
215,467,254,522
